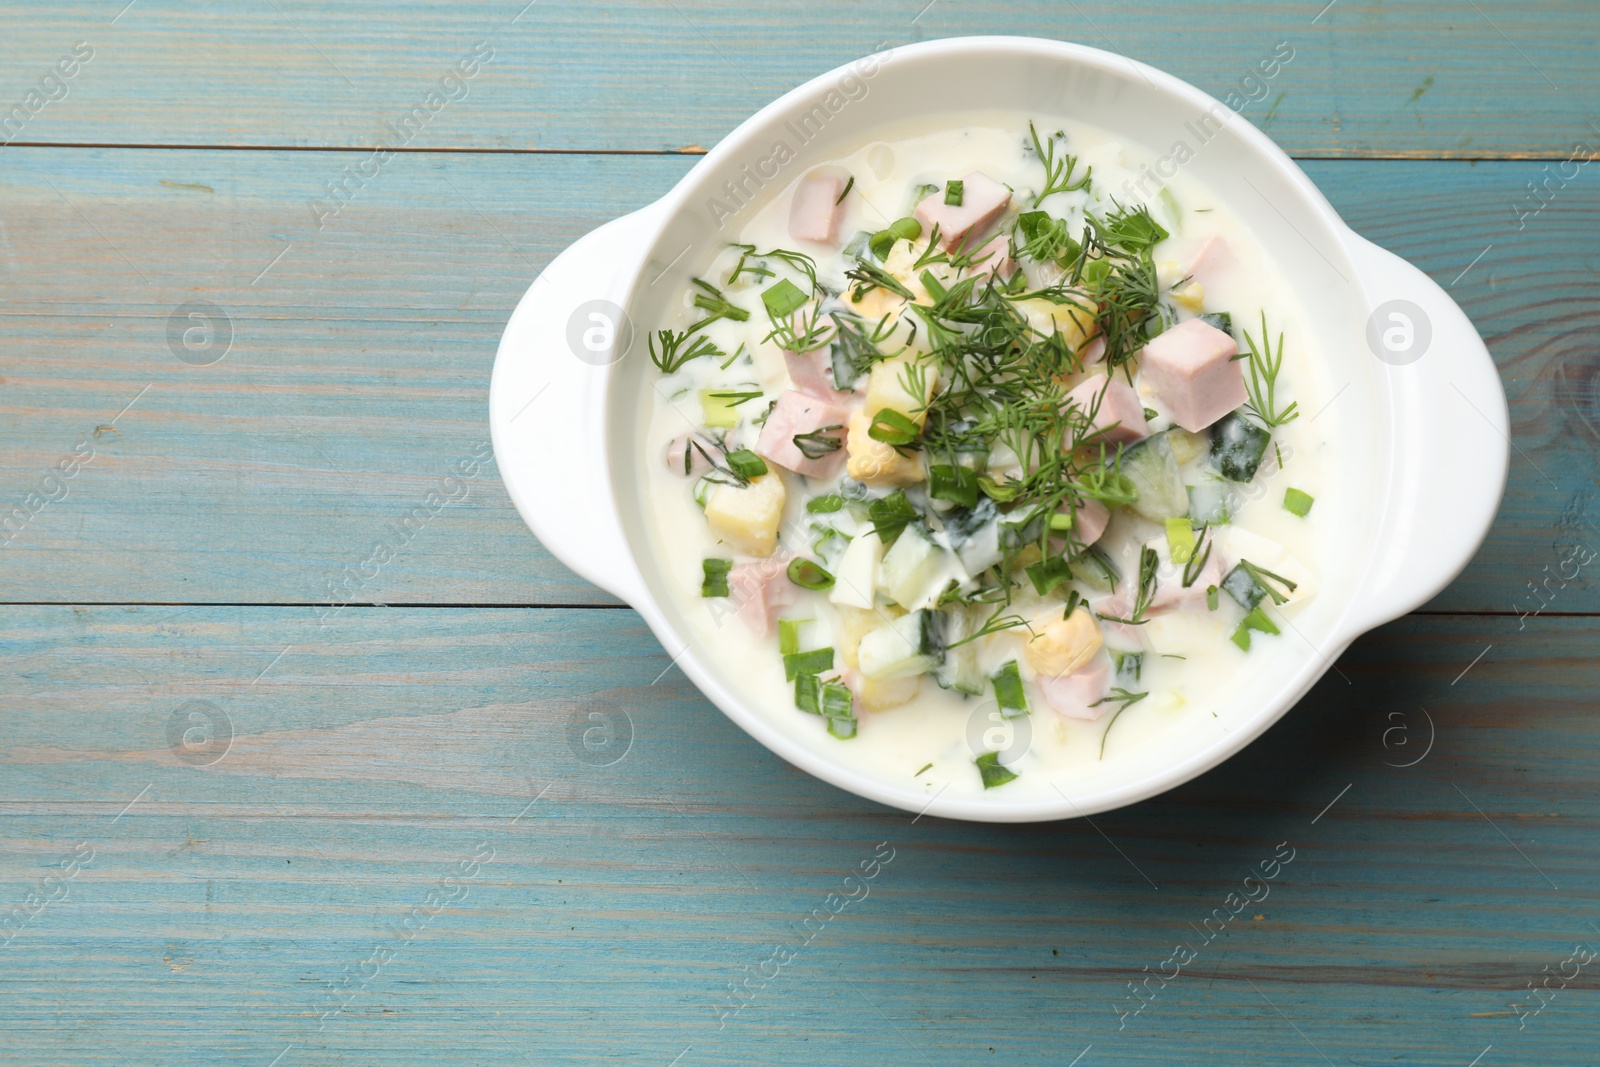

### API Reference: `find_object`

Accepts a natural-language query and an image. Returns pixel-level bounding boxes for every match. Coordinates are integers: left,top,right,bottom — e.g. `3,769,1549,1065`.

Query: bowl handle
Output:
489,202,669,605
1336,231,1510,638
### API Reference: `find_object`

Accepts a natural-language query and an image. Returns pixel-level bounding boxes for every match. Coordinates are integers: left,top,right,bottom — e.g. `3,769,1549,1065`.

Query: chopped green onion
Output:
786,557,835,591
978,475,1022,502
1025,555,1074,596
1230,607,1281,651
762,278,809,319
991,660,1028,717
974,751,1018,789
806,494,845,514
929,463,979,508
1206,585,1219,611
793,425,844,460
920,269,948,302
1284,487,1315,517
783,647,834,681
821,682,855,738
869,490,919,545
867,408,920,447
1165,517,1196,564
868,217,923,259
778,618,807,656
944,179,964,206
701,558,732,597
725,448,768,481
794,672,821,713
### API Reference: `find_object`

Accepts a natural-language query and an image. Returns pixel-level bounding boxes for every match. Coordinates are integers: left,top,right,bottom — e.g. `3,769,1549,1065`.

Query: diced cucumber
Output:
1075,546,1120,592
1122,433,1188,521
828,530,882,609
1209,411,1271,482
943,498,1003,575
1198,311,1234,337
857,610,945,681
934,607,987,695
1112,650,1143,686
1221,562,1267,610
1186,480,1232,525
879,525,949,609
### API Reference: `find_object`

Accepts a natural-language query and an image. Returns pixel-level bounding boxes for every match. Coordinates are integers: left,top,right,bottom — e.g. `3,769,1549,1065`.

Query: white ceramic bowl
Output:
489,37,1508,822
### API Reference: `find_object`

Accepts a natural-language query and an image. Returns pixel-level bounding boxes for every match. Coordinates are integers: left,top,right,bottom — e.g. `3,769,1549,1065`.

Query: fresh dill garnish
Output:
836,176,855,204
1027,121,1093,204
726,246,819,293
1094,688,1148,758
1181,526,1214,588
649,329,720,373
1242,312,1299,427
688,278,750,334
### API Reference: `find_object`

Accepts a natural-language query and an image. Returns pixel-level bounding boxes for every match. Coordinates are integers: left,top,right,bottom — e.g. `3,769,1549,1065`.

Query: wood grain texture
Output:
4,4,1599,1064
1,149,1596,610
0,0,1595,158
0,605,1593,1065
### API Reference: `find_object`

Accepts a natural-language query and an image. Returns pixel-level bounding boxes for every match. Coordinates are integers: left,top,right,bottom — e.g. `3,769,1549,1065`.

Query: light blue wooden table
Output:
2,3,1598,1064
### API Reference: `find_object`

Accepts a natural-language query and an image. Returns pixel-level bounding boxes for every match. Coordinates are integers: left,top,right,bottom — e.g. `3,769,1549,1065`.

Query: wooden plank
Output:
1,0,1595,158
0,605,1593,1063
0,148,1593,611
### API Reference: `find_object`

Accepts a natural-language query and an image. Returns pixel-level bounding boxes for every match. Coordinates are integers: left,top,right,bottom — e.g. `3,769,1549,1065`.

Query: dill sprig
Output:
649,329,720,373
688,278,750,334
1027,122,1093,204
1242,311,1299,427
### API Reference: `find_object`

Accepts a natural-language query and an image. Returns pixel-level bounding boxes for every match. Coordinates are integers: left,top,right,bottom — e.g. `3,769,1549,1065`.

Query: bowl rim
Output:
493,35,1506,822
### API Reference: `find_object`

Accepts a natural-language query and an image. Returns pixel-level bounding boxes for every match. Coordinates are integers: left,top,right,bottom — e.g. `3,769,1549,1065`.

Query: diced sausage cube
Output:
1183,235,1233,288
788,174,847,245
1065,374,1150,445
968,234,1017,280
1036,654,1113,720
1139,319,1246,433
728,555,796,637
755,390,850,479
784,347,846,398
915,171,1012,252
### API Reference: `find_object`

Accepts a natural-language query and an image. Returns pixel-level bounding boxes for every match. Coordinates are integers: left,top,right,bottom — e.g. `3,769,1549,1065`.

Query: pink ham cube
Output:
915,172,1012,253
1183,236,1234,288
1139,318,1246,433
1146,539,1225,613
729,555,796,637
1089,592,1146,648
968,234,1017,280
1058,497,1110,546
755,390,850,479
788,174,847,245
784,347,847,398
1065,375,1149,444
663,432,718,477
1037,654,1113,720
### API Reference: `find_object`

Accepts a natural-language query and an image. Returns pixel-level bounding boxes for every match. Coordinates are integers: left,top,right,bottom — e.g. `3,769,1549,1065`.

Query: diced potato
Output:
1016,296,1098,350
1173,281,1205,312
865,353,939,428
1022,606,1104,679
853,671,922,712
835,605,883,670
845,409,924,487
1167,428,1210,465
704,472,786,556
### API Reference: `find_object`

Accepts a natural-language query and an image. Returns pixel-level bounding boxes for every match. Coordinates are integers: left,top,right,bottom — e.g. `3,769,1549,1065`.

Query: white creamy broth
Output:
636,112,1334,803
